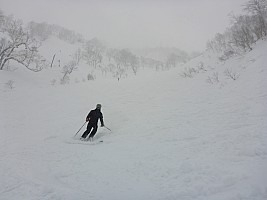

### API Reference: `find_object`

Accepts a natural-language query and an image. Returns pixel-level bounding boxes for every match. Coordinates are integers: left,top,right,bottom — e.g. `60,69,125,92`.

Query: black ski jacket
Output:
86,109,104,126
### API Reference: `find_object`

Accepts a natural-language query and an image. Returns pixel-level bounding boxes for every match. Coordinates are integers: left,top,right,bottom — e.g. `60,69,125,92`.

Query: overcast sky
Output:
1,0,248,52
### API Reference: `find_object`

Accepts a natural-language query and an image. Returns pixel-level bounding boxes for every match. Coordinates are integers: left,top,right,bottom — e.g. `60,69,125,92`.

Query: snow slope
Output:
1,39,267,200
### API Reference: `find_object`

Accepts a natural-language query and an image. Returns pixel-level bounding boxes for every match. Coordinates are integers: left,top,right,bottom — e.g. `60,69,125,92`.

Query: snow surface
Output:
1,39,267,200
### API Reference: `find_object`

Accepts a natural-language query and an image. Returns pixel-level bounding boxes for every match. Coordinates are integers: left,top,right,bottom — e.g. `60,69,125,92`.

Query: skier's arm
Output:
86,111,93,122
100,113,104,127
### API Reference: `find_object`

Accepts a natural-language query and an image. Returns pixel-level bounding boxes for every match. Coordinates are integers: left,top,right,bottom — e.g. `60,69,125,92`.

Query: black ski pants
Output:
81,123,98,139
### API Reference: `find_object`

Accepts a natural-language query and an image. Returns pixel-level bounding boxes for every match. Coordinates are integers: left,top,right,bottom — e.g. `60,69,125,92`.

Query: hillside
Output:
0,38,267,200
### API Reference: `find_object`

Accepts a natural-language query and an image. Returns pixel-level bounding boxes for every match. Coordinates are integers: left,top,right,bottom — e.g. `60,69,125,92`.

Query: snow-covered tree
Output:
230,15,255,51
0,14,44,71
61,60,77,84
114,49,139,73
83,38,105,68
244,0,267,37
207,0,267,55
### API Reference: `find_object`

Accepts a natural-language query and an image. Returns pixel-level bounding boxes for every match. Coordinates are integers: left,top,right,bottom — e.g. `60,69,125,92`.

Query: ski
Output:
65,138,103,145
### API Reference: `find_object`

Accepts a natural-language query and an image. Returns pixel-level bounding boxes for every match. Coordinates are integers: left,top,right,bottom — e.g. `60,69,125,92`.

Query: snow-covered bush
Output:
61,60,77,84
87,73,95,81
180,62,208,78
206,72,220,84
224,68,240,80
5,80,14,89
180,67,195,78
197,62,207,72
218,50,236,61
60,75,70,84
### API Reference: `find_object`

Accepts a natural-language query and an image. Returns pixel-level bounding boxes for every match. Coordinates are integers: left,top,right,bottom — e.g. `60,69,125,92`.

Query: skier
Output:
80,104,104,141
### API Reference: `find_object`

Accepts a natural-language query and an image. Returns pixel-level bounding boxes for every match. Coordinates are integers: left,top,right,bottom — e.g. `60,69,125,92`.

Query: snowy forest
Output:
1,0,267,86
0,9,193,84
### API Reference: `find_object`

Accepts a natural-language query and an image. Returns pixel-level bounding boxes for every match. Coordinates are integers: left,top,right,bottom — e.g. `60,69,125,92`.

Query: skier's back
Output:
81,104,104,141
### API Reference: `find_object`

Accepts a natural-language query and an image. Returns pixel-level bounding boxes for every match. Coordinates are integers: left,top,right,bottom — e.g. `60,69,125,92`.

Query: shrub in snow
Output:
180,62,207,78
219,50,236,61
5,80,14,89
197,62,207,73
206,72,220,84
180,67,197,78
87,73,95,81
60,60,77,84
60,75,70,84
224,69,240,81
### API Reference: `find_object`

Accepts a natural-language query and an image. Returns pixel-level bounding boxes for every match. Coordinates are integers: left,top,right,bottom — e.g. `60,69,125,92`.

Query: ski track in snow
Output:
1,42,267,200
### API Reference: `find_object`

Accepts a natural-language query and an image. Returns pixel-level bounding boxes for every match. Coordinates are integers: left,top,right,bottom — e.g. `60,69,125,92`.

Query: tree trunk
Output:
50,54,56,68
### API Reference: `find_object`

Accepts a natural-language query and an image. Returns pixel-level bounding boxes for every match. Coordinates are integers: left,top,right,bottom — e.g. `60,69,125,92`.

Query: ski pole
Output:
103,126,112,132
74,121,87,137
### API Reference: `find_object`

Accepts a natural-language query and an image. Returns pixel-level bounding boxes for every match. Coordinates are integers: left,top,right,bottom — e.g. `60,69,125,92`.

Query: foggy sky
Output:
1,0,248,52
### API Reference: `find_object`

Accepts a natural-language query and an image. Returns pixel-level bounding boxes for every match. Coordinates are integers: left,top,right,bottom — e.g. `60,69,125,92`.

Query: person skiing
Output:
80,104,104,141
